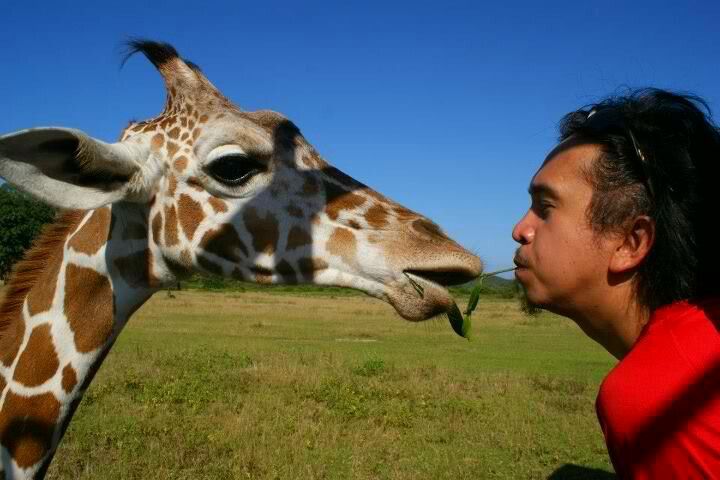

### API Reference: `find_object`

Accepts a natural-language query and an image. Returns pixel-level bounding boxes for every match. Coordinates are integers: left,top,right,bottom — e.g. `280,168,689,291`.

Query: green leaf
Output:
447,302,471,340
465,280,482,316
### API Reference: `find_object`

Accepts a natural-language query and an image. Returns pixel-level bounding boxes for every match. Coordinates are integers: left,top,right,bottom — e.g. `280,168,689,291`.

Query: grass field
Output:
30,288,617,479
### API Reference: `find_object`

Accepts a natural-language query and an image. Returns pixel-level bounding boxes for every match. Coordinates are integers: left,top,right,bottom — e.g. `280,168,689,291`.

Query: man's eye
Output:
533,200,553,218
206,155,264,186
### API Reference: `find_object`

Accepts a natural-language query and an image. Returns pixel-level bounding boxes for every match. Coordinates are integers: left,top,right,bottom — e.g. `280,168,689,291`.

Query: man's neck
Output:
567,283,651,360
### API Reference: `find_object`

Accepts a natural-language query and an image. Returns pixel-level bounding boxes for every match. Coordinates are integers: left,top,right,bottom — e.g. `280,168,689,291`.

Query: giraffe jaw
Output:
307,267,455,322
384,272,457,322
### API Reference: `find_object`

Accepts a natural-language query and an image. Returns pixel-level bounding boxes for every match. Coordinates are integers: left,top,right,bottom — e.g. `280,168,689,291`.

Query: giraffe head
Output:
0,40,481,321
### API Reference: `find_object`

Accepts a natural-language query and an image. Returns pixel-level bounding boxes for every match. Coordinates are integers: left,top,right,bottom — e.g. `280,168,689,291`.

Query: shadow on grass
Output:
547,464,616,479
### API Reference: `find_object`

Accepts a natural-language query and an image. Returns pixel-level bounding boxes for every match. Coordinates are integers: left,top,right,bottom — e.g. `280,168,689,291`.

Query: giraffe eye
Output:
206,154,264,186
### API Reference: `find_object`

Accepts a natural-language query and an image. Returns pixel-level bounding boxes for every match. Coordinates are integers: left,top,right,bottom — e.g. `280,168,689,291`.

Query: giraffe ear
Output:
0,127,147,210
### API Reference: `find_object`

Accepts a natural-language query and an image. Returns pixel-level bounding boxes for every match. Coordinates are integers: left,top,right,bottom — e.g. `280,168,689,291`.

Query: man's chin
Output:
516,285,543,316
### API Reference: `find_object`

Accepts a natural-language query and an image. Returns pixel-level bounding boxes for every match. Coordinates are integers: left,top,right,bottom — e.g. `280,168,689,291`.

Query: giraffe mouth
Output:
403,268,476,287
383,262,481,322
383,271,456,322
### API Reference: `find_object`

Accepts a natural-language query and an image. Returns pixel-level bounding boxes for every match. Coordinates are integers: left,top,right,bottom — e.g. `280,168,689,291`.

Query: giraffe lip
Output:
403,268,476,287
388,272,454,321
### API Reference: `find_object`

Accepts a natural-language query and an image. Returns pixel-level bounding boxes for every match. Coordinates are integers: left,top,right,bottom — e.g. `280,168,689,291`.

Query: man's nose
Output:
512,213,535,244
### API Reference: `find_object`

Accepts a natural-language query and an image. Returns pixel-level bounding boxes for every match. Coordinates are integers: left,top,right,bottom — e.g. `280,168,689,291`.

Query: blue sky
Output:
1,1,718,275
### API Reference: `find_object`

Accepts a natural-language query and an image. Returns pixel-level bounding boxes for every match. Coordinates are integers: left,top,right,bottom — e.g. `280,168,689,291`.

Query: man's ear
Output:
609,216,655,273
0,127,149,210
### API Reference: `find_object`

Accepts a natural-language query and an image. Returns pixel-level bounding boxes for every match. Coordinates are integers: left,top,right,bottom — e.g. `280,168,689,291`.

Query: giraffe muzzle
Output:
386,254,482,322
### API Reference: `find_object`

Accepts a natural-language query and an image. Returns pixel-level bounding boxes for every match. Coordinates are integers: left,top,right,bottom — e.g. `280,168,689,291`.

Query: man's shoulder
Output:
602,299,720,392
598,300,720,431
597,298,720,477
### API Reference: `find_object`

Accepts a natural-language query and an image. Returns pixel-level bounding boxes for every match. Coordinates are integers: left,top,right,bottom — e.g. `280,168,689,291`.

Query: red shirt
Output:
596,299,720,479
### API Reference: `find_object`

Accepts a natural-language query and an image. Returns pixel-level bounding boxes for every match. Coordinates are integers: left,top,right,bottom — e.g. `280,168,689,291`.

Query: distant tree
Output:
0,184,56,281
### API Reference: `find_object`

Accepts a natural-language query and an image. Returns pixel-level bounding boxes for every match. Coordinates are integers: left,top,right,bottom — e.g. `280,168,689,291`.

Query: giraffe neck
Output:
0,203,165,479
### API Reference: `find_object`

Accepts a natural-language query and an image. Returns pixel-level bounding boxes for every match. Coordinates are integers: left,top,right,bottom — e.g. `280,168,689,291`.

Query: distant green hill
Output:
450,274,517,297
182,273,518,298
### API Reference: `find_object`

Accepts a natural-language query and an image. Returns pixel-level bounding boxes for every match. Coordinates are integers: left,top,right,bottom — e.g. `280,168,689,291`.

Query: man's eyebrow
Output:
528,183,560,199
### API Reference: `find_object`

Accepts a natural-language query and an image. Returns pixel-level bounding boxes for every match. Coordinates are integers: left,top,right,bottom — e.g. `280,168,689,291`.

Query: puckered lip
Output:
513,255,528,269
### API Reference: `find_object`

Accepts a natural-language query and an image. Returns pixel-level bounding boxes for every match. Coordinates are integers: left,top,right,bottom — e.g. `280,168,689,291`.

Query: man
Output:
512,89,720,478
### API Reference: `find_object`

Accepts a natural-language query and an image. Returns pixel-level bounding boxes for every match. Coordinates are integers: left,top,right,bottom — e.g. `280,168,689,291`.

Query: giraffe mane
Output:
0,210,84,339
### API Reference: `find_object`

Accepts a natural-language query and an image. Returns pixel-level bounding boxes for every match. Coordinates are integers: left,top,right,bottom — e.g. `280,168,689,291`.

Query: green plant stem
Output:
464,267,517,319
479,267,517,279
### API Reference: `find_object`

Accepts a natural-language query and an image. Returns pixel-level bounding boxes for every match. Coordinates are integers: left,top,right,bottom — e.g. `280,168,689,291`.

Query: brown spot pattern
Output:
0,319,26,368
286,206,304,218
287,226,312,251
0,211,83,368
164,205,180,246
394,206,417,221
327,228,357,266
200,224,248,262
177,194,205,240
413,218,447,239
64,264,114,353
12,324,58,389
297,258,329,281
68,208,111,255
26,251,62,317
151,213,162,245
324,183,366,221
243,208,279,255
168,175,178,197
324,166,364,190
302,176,320,196
167,141,179,159
208,197,228,214
168,127,180,139
114,249,161,289
365,204,389,229
174,156,188,172
187,178,204,192
151,133,164,151
0,391,60,468
122,222,147,241
61,364,78,393
251,266,273,282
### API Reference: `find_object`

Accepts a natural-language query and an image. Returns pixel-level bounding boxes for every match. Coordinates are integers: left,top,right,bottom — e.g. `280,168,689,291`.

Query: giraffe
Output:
0,40,481,478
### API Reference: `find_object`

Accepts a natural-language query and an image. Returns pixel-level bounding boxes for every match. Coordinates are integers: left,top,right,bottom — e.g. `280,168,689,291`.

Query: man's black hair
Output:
559,88,720,310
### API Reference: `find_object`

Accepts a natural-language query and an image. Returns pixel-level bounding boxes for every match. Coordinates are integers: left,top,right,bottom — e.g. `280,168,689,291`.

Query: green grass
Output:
46,291,616,479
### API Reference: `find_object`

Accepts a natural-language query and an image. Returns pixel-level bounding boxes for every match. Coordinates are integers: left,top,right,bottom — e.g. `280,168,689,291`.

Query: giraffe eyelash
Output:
205,154,265,186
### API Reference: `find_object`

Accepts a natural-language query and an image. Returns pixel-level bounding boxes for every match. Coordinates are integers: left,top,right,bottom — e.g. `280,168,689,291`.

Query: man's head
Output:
514,88,720,319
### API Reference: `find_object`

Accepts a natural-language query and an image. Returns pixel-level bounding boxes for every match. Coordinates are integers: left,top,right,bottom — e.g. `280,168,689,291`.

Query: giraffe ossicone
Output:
0,40,481,478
